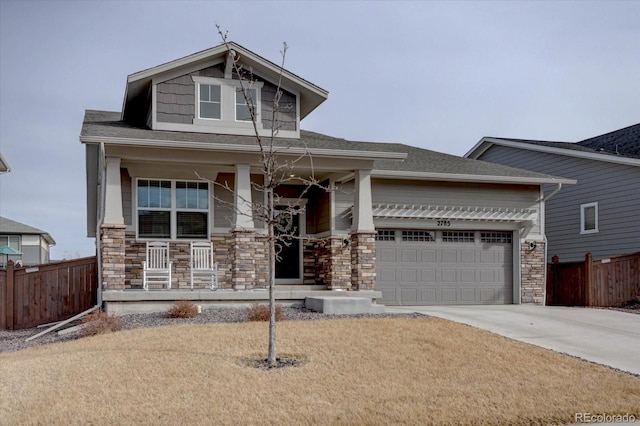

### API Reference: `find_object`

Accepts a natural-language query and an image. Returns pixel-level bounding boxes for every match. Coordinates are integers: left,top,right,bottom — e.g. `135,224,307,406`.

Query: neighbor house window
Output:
137,179,209,239
235,87,257,121
198,84,221,119
0,235,21,250
580,202,598,234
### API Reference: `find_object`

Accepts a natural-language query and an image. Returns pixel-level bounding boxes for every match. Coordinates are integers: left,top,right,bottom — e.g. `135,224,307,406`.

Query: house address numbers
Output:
437,220,451,227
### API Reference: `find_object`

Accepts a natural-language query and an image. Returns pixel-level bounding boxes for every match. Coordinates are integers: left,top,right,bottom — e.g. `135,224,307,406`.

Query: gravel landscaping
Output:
0,306,414,354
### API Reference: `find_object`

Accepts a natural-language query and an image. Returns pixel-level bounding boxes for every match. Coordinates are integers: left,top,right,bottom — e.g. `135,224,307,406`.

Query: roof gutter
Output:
80,135,408,161
372,170,577,186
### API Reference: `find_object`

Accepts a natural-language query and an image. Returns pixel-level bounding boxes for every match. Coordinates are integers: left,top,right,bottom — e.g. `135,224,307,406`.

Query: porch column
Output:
233,163,254,230
351,169,376,290
101,157,125,291
352,170,375,232
103,157,124,225
231,163,256,289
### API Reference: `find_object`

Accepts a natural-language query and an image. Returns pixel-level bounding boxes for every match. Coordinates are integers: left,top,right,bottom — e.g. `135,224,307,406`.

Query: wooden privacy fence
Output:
547,252,640,307
0,257,97,330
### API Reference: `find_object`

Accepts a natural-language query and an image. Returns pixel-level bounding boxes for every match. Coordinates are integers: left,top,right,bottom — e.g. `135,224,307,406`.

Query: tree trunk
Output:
267,186,277,366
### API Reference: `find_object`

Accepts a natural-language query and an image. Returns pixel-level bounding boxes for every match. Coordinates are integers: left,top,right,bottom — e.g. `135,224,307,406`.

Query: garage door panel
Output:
379,268,396,283
441,249,457,263
401,249,418,263
441,269,456,282
420,269,436,283
460,288,476,302
421,249,437,262
459,269,476,283
401,269,418,283
376,230,513,306
460,250,476,263
379,249,397,262
400,288,419,303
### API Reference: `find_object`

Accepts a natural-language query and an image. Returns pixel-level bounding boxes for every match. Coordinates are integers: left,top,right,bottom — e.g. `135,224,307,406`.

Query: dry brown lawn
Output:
1,317,639,425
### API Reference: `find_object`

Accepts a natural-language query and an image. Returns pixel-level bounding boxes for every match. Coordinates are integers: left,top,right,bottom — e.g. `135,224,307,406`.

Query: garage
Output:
376,229,513,305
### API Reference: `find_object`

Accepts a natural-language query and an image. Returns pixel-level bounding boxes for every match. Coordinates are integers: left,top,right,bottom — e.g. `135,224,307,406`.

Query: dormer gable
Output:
122,42,328,139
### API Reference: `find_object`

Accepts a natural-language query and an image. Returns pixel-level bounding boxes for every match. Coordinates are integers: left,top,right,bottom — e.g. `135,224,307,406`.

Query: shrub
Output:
167,300,198,318
246,303,283,322
80,310,124,337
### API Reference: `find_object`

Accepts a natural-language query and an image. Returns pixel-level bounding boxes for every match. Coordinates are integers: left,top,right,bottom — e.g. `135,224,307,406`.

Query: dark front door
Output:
275,207,301,281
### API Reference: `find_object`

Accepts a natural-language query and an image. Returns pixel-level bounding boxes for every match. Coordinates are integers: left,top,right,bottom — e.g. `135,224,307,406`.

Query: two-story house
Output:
81,42,573,313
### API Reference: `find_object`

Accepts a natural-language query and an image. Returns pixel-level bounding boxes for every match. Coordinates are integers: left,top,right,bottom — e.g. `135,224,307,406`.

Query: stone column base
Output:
521,240,546,304
100,224,126,291
351,232,376,290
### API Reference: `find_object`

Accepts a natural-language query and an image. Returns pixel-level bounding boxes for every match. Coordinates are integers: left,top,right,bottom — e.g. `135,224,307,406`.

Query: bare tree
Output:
214,27,324,367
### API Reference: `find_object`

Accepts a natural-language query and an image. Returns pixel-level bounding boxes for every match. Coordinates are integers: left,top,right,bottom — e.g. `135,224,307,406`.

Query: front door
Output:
274,206,304,283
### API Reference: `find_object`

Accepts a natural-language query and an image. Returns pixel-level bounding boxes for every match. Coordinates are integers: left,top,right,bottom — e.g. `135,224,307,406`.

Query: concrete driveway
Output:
385,304,640,376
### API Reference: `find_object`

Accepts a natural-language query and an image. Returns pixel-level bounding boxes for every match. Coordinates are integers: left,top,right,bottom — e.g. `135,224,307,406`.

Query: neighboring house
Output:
0,216,56,266
81,42,573,311
465,123,640,262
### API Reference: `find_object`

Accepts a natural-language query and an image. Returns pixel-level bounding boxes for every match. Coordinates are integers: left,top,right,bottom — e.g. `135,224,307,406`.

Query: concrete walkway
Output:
385,304,640,376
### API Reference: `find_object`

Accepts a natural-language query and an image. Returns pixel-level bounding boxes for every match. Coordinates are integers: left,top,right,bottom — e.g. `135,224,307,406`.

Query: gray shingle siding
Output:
478,145,640,261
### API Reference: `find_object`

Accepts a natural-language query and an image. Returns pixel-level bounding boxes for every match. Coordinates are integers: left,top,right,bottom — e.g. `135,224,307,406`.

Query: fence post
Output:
6,260,14,330
585,252,593,306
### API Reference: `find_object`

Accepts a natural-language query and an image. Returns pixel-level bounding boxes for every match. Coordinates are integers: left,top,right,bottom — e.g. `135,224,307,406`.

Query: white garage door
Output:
376,230,513,305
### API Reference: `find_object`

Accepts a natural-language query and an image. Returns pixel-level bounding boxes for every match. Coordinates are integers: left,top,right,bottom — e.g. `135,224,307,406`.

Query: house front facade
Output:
81,42,573,312
465,124,640,262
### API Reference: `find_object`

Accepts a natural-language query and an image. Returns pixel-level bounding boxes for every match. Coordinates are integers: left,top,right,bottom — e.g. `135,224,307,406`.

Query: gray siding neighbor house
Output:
465,123,640,262
0,216,56,266
81,42,573,312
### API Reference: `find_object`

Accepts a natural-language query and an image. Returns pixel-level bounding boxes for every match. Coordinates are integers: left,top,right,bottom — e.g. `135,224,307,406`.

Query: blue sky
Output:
1,0,638,259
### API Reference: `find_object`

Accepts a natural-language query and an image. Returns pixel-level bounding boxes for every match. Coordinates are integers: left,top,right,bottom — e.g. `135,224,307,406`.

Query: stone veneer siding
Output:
101,225,126,290
520,240,546,304
313,236,352,289
350,232,376,290
119,232,373,290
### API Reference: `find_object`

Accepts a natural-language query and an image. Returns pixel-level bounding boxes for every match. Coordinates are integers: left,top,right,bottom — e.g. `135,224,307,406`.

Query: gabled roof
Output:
123,41,329,124
465,124,640,167
81,109,573,186
0,216,56,245
577,123,640,158
0,152,10,173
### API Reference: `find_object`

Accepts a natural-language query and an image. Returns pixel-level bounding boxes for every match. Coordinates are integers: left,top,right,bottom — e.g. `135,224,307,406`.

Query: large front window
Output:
137,179,209,239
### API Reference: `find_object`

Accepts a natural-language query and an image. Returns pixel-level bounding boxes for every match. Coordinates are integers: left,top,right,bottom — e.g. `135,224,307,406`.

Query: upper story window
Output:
137,179,209,240
580,202,598,234
198,84,221,119
0,235,20,251
235,87,257,121
192,76,263,127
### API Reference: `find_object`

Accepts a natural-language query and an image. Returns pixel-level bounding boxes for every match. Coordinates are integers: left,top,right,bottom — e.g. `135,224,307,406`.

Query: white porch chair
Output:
142,242,172,290
190,241,219,290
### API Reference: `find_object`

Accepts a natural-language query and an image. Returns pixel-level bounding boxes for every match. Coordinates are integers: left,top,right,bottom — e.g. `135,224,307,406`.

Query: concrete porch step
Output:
305,296,385,315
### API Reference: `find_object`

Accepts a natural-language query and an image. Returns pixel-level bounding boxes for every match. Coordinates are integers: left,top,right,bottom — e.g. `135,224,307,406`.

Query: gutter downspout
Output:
538,183,561,306
539,183,562,202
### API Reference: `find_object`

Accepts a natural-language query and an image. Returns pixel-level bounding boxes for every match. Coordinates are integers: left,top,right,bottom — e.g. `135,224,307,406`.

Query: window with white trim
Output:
402,230,435,242
137,179,209,239
198,84,221,119
580,202,598,234
442,231,475,243
0,235,21,251
235,87,257,121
